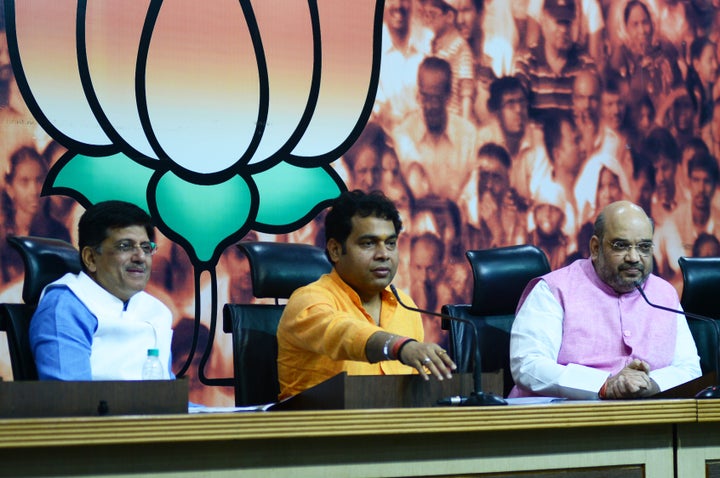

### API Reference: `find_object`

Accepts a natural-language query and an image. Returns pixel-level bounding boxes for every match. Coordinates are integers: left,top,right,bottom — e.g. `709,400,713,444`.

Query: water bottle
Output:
141,348,164,380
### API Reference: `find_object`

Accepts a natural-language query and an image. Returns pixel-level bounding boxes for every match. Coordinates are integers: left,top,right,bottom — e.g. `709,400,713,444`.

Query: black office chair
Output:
441,245,551,397
223,241,332,406
0,236,82,380
679,256,720,376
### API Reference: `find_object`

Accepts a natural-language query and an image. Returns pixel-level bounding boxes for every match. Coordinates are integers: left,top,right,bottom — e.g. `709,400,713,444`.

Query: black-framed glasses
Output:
107,240,158,256
606,240,653,256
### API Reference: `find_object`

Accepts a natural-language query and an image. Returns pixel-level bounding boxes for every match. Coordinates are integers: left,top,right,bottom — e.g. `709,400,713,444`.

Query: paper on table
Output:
505,396,568,405
188,402,275,413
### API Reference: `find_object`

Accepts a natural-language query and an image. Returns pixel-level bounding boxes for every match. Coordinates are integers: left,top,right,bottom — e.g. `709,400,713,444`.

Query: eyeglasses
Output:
606,240,653,256
106,240,158,256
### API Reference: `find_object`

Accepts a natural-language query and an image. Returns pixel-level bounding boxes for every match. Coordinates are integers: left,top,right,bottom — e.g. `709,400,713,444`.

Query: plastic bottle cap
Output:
147,348,159,357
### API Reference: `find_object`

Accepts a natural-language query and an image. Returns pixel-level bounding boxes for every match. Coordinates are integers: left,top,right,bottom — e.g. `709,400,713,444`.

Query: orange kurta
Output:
277,270,424,400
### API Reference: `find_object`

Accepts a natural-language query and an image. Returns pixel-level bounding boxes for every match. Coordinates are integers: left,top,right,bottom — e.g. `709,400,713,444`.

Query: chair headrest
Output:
237,241,332,299
8,236,82,305
467,245,550,316
679,256,720,318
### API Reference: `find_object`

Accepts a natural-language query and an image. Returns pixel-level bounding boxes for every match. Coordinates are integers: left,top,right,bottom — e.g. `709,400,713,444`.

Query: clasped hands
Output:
601,359,660,399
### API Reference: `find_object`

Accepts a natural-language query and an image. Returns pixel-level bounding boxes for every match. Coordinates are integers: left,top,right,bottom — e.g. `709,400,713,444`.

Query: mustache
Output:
619,263,644,271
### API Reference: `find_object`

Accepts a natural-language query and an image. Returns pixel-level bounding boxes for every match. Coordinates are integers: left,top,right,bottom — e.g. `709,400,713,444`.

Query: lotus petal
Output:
253,162,342,227
154,171,252,263
47,152,153,209
143,0,260,174
246,0,314,165
83,0,158,159
290,0,380,159
9,0,112,148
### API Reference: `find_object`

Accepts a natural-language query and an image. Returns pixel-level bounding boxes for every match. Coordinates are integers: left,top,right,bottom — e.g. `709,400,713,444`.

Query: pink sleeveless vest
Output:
512,259,678,395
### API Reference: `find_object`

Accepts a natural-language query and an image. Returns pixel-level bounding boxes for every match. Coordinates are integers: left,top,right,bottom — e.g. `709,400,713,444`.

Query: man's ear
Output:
326,238,342,264
589,235,600,260
81,246,98,273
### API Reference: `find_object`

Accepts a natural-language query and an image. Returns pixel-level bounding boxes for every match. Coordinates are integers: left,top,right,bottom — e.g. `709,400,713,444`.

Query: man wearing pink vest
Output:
510,201,701,399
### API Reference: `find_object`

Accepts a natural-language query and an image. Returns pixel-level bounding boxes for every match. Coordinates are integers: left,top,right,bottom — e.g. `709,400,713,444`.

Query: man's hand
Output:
602,359,660,399
366,332,456,381
398,340,456,381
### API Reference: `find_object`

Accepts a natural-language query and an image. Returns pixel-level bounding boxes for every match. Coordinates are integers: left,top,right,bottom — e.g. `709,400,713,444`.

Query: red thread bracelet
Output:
390,337,411,360
599,381,608,399
394,338,417,363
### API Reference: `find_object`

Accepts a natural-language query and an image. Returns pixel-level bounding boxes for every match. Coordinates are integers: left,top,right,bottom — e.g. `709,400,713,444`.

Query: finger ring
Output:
422,357,431,364
438,350,447,355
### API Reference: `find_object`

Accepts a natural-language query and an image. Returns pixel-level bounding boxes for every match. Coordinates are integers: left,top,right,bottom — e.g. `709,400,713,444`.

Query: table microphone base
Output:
462,392,508,406
695,385,720,399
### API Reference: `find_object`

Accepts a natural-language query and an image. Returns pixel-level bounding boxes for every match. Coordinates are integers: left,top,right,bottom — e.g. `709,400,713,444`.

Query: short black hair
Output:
418,56,452,95
344,121,387,171
410,232,445,261
487,76,527,113
423,0,456,14
688,152,720,185
603,70,624,96
692,232,720,257
643,127,680,164
540,108,575,162
478,142,512,169
631,149,655,186
324,190,402,259
78,200,155,254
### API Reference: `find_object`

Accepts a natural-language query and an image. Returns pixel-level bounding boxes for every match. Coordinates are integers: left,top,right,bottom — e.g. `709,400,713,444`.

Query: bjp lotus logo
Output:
6,0,382,375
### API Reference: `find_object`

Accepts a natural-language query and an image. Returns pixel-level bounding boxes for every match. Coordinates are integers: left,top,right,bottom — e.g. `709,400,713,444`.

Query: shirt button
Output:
624,330,632,337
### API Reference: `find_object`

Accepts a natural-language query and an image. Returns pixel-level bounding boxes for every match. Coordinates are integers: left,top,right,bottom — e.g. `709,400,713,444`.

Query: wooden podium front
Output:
0,379,188,417
271,372,476,411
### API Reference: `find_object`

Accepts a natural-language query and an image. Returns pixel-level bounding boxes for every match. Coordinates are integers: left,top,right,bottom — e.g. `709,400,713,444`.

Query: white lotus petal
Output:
144,0,259,174
84,0,158,159
291,0,377,157
247,0,314,165
13,0,110,145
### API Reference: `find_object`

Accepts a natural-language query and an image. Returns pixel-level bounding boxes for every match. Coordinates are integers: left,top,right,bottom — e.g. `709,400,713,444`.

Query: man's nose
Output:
625,246,641,261
374,243,391,258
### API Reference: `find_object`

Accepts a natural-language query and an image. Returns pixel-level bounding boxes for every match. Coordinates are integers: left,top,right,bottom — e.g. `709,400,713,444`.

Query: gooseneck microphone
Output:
634,281,720,399
390,285,507,406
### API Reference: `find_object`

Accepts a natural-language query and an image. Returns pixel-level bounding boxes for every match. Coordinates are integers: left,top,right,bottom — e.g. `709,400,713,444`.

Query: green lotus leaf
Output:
253,163,341,226
50,153,154,212
154,171,252,263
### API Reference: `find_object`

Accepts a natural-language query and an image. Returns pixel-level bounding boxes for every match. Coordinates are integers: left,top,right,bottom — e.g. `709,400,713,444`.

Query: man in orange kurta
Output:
277,190,456,400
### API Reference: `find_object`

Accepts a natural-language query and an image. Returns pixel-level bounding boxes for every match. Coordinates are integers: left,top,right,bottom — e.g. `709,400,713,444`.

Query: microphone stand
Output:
390,285,507,406
634,282,720,399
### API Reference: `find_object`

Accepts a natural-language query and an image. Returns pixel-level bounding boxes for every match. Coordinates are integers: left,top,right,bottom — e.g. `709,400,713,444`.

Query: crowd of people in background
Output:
0,0,719,402
319,0,720,347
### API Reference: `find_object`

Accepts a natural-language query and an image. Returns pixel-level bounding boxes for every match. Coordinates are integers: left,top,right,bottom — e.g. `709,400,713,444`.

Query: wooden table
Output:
0,399,702,478
677,400,720,478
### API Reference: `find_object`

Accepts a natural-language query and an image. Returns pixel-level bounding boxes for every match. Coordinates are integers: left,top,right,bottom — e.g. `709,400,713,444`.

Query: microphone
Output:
390,285,507,406
634,281,720,399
